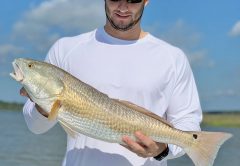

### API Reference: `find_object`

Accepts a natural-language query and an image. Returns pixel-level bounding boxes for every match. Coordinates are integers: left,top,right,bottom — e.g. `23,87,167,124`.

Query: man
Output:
21,0,202,165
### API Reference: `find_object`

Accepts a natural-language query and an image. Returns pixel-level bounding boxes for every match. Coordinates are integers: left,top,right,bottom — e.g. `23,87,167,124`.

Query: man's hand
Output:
122,131,167,158
20,87,30,99
20,87,49,118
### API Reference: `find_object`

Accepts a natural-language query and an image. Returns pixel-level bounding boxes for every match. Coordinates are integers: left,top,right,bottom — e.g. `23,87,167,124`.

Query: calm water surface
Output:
0,110,239,166
0,110,66,166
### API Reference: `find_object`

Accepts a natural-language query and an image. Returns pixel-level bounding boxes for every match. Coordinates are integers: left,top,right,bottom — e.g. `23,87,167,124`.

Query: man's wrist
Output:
153,144,169,161
35,104,49,118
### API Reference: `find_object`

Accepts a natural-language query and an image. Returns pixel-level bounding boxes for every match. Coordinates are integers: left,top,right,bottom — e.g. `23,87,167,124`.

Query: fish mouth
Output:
10,60,24,82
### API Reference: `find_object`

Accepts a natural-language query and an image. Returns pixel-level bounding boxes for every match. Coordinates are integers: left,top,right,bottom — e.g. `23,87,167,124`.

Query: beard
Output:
105,3,145,31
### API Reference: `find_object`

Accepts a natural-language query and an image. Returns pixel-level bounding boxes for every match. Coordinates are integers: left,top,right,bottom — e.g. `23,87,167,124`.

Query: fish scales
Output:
57,73,183,144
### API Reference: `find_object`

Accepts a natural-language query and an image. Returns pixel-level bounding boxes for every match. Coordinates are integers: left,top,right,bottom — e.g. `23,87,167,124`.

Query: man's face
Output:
105,0,146,31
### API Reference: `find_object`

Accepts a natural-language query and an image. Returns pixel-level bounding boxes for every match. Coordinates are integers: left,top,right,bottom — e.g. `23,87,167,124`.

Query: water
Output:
0,110,239,166
0,110,66,166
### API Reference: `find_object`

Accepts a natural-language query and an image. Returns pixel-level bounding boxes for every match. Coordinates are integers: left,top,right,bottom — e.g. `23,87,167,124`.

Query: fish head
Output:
10,58,64,107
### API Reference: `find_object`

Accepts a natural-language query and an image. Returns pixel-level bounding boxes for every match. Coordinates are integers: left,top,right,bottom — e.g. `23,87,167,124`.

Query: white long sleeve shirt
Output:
23,27,202,166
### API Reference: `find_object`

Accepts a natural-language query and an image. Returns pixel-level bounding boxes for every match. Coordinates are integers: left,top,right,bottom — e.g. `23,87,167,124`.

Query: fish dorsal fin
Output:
48,99,62,121
58,120,78,139
113,99,173,127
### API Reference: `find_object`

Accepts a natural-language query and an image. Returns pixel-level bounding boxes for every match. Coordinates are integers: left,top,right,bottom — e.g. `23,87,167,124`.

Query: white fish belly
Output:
58,109,127,143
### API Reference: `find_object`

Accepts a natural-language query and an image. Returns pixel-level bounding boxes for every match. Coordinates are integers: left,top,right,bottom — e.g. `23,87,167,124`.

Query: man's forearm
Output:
23,99,57,134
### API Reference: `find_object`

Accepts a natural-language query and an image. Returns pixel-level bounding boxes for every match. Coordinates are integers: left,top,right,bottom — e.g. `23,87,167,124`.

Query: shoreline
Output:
202,112,240,128
0,101,23,111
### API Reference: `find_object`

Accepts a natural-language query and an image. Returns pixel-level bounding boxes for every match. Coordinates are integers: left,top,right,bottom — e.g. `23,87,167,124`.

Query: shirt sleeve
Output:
22,39,61,134
23,99,57,134
162,50,202,161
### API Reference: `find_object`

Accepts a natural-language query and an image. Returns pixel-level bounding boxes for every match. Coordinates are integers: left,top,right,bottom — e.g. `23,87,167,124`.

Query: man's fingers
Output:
121,132,167,158
20,87,27,96
20,87,33,102
122,136,147,157
134,131,156,150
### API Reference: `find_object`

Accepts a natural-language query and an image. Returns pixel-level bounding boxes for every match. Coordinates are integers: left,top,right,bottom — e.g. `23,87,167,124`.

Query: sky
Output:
0,0,240,111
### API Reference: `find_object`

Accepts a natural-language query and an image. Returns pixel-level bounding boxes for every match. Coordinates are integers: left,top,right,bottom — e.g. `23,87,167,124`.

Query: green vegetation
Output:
202,112,240,128
0,100,23,111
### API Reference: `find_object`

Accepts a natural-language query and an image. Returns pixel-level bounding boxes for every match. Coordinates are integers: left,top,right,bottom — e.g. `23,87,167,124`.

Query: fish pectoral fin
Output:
48,99,62,121
58,120,78,139
113,99,173,127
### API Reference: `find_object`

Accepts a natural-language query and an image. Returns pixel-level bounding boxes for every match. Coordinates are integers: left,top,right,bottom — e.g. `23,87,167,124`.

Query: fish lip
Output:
10,60,24,82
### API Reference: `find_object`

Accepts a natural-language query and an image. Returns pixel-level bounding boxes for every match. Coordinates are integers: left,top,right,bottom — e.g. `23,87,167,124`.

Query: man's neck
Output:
104,23,147,41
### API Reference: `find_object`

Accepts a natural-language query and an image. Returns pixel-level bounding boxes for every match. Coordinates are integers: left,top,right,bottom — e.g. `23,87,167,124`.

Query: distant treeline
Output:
0,100,23,111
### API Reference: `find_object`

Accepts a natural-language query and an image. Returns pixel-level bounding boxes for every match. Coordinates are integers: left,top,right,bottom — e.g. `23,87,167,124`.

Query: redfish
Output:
10,58,232,166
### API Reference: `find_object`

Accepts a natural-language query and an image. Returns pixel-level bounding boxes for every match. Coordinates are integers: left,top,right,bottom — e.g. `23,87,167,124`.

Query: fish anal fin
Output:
48,99,61,121
59,120,78,139
113,99,173,127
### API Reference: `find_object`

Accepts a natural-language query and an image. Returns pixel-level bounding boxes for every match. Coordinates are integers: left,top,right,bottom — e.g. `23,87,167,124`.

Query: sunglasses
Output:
109,0,143,4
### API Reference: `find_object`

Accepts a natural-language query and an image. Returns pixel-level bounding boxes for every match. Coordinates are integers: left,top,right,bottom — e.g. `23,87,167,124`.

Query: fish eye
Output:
28,63,34,68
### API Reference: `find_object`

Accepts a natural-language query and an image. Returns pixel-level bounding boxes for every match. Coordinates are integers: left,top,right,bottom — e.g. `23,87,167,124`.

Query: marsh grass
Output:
0,101,23,111
202,112,240,128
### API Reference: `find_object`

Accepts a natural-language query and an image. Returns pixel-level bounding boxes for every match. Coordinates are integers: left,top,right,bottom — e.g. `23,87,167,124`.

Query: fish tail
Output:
185,131,232,166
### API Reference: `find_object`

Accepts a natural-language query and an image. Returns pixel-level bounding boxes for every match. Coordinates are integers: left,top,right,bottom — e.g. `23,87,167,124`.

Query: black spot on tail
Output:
193,134,198,139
